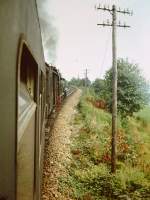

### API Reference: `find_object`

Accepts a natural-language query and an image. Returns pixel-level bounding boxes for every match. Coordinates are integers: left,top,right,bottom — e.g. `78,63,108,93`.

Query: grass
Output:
136,106,150,124
59,92,150,200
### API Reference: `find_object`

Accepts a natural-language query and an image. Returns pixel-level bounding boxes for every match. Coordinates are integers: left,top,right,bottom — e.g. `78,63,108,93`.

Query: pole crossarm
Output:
117,9,133,15
97,23,130,28
96,5,133,16
96,5,132,29
117,25,130,28
97,7,112,12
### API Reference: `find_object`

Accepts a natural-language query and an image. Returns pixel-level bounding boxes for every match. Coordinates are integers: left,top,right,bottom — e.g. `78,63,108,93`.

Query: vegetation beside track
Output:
59,91,150,200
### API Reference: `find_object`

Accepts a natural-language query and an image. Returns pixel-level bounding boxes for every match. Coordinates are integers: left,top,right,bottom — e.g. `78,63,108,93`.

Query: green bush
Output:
102,59,150,118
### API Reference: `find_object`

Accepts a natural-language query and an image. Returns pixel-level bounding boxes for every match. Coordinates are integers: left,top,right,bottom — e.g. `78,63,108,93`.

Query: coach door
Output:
17,43,38,200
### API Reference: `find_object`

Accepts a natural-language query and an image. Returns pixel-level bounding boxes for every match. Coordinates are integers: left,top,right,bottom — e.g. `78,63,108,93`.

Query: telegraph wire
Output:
99,30,111,78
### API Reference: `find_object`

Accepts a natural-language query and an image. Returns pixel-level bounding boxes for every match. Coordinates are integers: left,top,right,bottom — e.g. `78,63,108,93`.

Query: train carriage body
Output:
52,67,61,109
0,0,46,199
46,64,54,116
46,64,62,115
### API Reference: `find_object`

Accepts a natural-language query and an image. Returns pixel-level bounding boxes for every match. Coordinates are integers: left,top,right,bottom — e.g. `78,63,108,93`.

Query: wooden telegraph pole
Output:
84,68,88,91
85,68,88,88
112,5,117,174
96,4,132,173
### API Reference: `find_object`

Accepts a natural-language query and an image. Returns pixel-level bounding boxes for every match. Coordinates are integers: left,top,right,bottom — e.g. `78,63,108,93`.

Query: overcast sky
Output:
39,0,150,81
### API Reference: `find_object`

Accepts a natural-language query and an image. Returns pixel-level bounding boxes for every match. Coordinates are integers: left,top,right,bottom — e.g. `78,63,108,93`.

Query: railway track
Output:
65,86,77,97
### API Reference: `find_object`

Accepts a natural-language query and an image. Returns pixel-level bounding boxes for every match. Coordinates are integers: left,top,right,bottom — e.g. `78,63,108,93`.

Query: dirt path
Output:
42,89,82,200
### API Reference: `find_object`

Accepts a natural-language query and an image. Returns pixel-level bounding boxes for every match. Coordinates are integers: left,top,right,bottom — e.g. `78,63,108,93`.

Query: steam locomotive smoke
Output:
37,0,58,63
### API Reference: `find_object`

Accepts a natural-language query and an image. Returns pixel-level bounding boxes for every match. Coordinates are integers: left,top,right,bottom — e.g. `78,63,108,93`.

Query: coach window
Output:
20,45,37,100
17,42,38,200
40,72,45,123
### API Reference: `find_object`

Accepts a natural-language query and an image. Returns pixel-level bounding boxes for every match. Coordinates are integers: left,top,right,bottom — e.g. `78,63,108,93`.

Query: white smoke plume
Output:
37,0,58,64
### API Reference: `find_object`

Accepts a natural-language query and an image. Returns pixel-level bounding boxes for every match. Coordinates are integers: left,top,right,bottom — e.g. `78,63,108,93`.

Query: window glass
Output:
19,83,33,116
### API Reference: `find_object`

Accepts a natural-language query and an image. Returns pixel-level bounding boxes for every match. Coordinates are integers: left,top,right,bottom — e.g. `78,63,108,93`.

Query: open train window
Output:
39,72,44,121
20,44,37,101
18,43,38,140
17,41,38,200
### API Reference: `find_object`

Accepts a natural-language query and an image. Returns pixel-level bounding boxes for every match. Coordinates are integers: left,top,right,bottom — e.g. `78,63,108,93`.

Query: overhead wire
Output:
99,30,111,78
97,0,136,79
96,0,135,79
96,0,111,78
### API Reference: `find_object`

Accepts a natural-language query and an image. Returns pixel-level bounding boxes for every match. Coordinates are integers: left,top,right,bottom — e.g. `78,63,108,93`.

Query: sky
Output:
38,0,150,81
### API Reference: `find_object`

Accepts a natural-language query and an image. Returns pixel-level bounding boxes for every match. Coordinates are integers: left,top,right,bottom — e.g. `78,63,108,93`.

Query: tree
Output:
69,77,91,87
92,78,105,97
104,59,150,117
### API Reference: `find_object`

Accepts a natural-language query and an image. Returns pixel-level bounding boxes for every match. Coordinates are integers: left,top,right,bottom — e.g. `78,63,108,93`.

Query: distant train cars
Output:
0,0,67,200
46,64,63,116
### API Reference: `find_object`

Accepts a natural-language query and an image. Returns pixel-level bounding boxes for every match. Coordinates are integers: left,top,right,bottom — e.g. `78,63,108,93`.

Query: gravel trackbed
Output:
42,89,81,200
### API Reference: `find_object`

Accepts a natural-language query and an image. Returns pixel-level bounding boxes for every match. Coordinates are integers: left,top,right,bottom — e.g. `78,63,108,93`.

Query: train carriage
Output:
0,0,70,199
52,67,60,109
46,63,63,115
0,0,46,199
46,63,54,116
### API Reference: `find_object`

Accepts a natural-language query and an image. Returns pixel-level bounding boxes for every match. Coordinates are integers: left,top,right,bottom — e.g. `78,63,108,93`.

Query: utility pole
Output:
96,4,132,173
112,5,117,174
84,68,90,93
85,68,88,88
